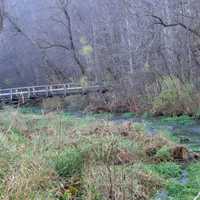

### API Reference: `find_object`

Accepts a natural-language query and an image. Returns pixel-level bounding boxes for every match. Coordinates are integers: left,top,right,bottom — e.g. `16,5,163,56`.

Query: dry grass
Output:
2,159,58,200
0,107,178,200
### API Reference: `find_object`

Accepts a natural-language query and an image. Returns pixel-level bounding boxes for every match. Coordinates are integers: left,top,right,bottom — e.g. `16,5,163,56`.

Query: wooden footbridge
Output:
0,83,109,104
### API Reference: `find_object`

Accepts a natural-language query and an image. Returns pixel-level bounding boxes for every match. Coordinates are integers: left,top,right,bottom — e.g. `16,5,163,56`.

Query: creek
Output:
107,114,199,200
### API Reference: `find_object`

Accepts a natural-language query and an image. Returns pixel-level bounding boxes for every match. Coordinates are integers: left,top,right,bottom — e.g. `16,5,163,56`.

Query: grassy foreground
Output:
0,108,200,200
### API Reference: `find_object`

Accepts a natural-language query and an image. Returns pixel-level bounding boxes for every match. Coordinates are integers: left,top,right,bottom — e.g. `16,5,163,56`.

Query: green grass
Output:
53,148,84,178
20,106,43,114
154,129,179,144
155,146,172,161
92,112,114,120
150,162,200,200
159,115,195,126
122,112,136,118
148,162,200,200
146,162,182,179
0,107,198,200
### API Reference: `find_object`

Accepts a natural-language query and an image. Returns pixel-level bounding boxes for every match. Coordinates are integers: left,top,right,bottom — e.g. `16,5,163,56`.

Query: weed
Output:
146,162,182,178
155,146,172,161
53,148,84,178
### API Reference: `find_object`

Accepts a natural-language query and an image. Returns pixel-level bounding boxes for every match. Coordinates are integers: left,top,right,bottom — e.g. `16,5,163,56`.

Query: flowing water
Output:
108,114,200,200
64,111,200,151
109,114,200,151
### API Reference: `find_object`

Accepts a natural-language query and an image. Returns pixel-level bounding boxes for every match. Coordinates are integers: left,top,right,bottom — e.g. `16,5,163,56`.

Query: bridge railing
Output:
0,82,109,102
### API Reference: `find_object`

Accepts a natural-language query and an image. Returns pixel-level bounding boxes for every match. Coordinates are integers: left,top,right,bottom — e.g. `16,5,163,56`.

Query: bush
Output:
53,148,84,178
152,76,195,116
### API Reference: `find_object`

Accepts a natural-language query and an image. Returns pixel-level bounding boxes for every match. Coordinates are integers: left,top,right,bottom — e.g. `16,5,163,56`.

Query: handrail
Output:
0,82,102,92
0,82,109,102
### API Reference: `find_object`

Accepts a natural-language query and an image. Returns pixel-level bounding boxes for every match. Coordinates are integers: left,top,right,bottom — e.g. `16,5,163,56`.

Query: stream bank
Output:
11,107,200,199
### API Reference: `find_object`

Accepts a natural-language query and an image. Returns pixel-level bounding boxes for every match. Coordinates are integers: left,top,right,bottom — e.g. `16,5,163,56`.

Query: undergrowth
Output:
0,107,197,200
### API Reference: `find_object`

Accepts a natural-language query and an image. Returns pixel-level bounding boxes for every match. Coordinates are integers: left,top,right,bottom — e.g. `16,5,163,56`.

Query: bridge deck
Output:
0,83,107,103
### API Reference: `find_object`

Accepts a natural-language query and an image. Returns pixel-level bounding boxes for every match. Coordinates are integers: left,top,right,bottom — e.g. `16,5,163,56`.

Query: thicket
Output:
85,76,200,117
149,76,197,116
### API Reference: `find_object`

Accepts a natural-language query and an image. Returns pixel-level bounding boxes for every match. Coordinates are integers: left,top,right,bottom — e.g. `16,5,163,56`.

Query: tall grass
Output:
0,107,196,200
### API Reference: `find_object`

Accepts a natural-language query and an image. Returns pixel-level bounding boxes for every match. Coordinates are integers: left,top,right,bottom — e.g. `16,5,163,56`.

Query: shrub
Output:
53,148,84,178
152,76,194,116
84,164,162,200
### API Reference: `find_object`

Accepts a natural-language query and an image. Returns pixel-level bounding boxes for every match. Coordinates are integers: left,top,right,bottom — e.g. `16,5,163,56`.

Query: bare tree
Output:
0,0,4,31
39,0,86,76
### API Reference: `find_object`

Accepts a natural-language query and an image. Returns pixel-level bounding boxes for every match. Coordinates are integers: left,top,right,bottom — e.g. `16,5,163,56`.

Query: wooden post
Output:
46,86,49,97
49,85,53,96
10,89,12,101
33,87,35,96
64,84,67,96
28,88,31,99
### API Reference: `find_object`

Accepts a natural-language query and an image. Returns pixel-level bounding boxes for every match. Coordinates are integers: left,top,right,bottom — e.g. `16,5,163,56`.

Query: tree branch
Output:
58,0,86,75
37,40,70,50
150,15,200,38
